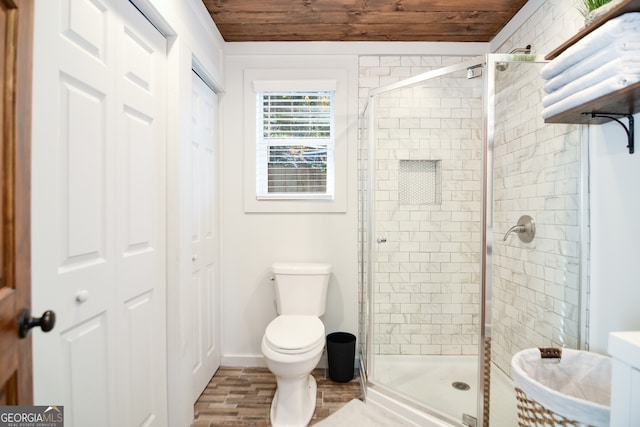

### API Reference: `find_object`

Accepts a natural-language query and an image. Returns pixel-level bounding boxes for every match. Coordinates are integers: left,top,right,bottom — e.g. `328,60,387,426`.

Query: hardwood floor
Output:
191,367,363,426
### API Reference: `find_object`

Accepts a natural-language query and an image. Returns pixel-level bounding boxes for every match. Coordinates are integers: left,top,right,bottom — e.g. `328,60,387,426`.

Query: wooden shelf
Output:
544,82,640,124
543,0,640,128
545,0,640,60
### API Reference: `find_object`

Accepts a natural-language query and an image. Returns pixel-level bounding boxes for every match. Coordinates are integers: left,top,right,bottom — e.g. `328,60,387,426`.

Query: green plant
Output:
575,0,613,17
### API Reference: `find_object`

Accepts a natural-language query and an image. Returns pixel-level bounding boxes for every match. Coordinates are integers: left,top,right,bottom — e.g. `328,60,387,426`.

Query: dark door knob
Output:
18,309,56,338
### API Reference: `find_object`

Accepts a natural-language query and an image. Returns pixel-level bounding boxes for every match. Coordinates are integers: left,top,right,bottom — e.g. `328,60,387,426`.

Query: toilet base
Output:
270,374,317,427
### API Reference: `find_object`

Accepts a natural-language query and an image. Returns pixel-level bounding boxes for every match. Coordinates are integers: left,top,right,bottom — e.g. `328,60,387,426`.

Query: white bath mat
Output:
314,399,415,426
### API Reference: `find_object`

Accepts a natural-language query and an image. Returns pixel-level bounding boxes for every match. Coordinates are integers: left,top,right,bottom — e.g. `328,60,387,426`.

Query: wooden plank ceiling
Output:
202,0,529,42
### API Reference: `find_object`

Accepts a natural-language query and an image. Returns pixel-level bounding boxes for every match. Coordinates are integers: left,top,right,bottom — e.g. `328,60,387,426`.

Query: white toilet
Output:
261,262,332,427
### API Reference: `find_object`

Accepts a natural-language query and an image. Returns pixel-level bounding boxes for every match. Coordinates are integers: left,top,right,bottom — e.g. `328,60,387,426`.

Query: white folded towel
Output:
543,56,640,107
541,12,640,80
542,73,640,119
543,39,640,93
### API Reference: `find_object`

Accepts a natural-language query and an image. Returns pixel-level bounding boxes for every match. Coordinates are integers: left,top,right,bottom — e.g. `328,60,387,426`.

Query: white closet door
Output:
190,71,221,401
31,0,167,426
114,3,167,426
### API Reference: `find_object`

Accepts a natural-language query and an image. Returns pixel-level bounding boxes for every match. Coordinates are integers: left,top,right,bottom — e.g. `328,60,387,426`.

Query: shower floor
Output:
372,355,517,426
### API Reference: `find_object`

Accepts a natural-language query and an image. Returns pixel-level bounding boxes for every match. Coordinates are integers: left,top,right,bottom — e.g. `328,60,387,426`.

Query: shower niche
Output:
398,160,441,206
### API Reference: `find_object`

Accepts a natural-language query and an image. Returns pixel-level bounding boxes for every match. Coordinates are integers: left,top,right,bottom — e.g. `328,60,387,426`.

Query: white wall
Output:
589,116,640,353
220,52,360,366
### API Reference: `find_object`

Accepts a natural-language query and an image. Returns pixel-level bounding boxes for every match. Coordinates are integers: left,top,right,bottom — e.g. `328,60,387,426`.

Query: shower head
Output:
496,44,532,71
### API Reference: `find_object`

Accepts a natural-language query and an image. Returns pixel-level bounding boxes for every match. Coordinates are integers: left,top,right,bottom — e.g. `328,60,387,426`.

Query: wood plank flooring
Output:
192,367,362,426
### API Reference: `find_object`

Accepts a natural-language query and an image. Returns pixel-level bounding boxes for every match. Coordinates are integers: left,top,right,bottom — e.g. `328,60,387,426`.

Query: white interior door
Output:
114,4,167,426
31,0,168,426
190,71,221,400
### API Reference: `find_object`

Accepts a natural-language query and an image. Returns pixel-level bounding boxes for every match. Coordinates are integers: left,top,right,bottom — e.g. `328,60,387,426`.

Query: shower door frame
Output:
481,53,553,426
362,53,576,427
482,53,589,425
363,56,486,426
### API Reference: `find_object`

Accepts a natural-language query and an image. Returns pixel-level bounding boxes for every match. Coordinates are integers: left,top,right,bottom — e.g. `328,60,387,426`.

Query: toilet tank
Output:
272,262,332,316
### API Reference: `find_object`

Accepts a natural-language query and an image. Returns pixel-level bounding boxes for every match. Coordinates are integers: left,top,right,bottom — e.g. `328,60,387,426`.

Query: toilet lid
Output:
265,315,325,353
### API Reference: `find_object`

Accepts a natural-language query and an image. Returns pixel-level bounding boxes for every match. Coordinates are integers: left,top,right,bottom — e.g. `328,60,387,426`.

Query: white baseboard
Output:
220,351,359,370
220,355,266,367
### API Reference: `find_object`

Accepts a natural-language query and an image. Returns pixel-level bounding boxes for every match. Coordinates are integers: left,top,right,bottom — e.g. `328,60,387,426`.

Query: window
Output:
242,63,353,213
256,91,335,200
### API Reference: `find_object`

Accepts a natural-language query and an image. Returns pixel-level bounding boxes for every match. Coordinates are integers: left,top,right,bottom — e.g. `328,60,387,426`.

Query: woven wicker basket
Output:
515,387,591,427
511,348,611,427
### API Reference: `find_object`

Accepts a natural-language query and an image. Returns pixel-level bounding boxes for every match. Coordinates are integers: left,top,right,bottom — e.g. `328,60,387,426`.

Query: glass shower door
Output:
364,58,485,425
485,54,584,426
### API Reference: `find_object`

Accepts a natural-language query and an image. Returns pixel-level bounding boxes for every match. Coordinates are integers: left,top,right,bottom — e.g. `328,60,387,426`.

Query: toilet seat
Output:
264,315,325,354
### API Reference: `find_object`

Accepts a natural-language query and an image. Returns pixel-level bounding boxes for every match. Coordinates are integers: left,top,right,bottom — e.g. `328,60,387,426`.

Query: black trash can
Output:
326,332,356,382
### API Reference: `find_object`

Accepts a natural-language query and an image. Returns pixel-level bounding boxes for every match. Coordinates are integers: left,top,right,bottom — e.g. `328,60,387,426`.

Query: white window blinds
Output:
256,91,335,199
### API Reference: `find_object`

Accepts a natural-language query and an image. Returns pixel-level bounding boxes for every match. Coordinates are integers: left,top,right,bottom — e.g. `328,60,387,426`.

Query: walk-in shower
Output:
359,54,585,426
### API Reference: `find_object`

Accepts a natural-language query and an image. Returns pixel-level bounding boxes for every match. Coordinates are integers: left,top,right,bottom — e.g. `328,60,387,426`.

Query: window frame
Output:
243,69,349,213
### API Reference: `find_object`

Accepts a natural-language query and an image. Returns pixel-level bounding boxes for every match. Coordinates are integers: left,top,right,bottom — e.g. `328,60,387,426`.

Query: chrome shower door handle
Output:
376,236,387,244
503,215,535,243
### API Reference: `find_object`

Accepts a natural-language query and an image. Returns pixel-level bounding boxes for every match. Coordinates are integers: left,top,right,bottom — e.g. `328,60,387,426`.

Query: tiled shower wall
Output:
359,57,483,356
491,60,582,374
490,1,584,375
359,46,582,365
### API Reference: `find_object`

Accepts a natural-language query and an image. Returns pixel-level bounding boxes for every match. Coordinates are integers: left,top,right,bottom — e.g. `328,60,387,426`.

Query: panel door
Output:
190,72,220,401
114,3,167,426
31,0,167,425
0,0,34,406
